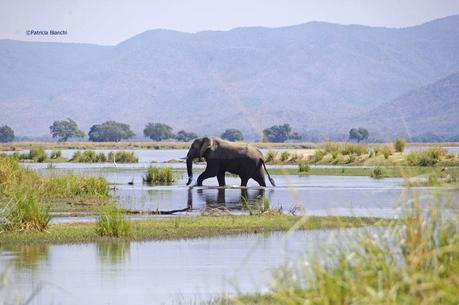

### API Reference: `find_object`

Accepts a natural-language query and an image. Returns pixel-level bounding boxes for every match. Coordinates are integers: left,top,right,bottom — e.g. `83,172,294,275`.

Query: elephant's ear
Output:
199,137,216,157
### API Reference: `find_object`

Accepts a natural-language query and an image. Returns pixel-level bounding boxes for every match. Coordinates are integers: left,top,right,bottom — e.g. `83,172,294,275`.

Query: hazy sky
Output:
1,0,459,45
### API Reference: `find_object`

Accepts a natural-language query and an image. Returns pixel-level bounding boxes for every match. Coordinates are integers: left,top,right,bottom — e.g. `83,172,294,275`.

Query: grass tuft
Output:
96,205,130,238
144,166,176,184
1,192,51,232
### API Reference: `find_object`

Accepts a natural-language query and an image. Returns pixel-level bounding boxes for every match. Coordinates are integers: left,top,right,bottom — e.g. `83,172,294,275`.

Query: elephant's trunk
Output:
186,157,193,186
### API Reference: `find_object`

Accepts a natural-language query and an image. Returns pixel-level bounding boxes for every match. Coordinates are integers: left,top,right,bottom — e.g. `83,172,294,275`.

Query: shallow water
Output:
21,163,458,220
0,229,360,305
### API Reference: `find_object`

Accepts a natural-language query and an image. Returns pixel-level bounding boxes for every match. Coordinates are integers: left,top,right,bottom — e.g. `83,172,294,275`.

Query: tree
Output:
349,127,369,143
49,118,84,142
175,130,198,142
262,124,300,143
221,128,244,142
0,125,14,142
143,123,175,141
88,121,135,142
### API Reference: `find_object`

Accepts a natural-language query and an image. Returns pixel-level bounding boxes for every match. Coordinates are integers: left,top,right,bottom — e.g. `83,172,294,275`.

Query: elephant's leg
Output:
217,171,226,187
197,168,217,186
240,176,249,187
252,173,266,187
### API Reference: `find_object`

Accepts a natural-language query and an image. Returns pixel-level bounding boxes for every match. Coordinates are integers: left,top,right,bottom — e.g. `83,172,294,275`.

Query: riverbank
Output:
0,215,383,245
269,166,459,178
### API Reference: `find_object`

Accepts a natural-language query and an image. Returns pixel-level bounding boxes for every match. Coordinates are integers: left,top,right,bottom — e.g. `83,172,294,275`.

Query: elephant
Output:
186,137,275,187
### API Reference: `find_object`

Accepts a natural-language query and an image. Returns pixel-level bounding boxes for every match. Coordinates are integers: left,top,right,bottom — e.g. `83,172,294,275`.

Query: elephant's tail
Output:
261,159,276,187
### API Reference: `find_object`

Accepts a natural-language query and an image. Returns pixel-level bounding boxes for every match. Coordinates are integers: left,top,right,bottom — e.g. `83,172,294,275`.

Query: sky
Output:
1,0,459,45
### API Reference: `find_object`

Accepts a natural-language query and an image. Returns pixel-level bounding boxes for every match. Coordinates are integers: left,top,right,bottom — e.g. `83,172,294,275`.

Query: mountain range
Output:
1,15,459,140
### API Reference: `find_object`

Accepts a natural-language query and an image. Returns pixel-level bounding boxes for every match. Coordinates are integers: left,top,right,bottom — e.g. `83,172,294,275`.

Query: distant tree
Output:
175,130,198,142
88,121,135,142
262,124,300,143
0,125,14,142
349,127,369,143
49,118,84,142
289,132,302,141
221,128,244,142
143,123,175,141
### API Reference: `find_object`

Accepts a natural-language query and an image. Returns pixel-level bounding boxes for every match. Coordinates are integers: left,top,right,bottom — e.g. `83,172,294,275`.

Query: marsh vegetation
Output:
222,199,459,305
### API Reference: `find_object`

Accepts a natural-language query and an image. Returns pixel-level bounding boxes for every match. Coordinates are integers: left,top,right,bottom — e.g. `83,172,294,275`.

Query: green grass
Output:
71,150,138,163
370,166,384,179
0,215,383,244
28,146,48,162
1,192,51,232
96,205,131,237
144,166,176,184
218,198,459,305
0,155,110,203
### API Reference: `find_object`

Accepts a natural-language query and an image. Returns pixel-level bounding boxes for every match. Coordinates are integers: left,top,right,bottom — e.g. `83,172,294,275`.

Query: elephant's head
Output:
186,137,215,185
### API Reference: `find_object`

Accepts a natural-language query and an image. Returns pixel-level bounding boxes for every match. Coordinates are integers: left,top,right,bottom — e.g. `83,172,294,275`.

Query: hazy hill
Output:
1,15,459,138
359,71,459,139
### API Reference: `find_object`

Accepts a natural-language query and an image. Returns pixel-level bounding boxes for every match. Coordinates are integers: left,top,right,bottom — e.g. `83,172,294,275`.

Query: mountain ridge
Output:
1,15,459,139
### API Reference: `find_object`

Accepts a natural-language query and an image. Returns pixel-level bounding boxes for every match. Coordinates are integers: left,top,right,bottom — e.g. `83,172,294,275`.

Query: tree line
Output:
0,119,417,144
0,119,308,143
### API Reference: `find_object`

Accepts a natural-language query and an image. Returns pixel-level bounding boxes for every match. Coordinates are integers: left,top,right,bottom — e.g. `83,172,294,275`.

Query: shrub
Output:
280,151,290,162
426,146,448,159
370,167,384,179
49,149,62,159
2,192,51,232
311,150,325,163
265,151,277,163
96,205,130,237
96,152,107,162
417,155,437,166
381,145,392,159
405,147,447,166
28,147,48,162
298,161,310,173
342,143,368,156
71,150,97,162
71,150,138,163
322,143,341,155
144,166,176,184
111,151,138,163
394,138,406,152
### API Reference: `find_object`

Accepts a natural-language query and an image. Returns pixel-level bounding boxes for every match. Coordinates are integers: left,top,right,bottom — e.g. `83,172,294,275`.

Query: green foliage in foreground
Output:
222,199,459,305
0,215,382,244
144,166,176,184
96,205,130,237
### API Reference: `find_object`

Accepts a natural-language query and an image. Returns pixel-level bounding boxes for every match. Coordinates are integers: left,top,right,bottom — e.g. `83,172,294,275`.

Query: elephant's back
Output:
217,141,262,160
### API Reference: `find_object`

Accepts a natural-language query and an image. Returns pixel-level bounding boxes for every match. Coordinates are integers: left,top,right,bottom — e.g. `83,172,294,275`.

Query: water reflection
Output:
97,242,131,265
1,244,49,271
195,187,267,210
